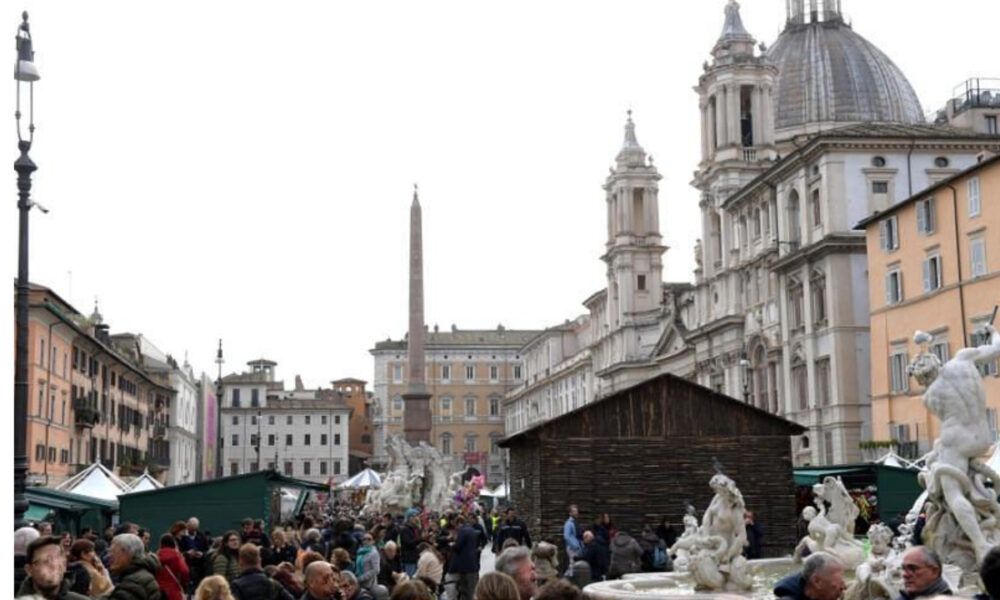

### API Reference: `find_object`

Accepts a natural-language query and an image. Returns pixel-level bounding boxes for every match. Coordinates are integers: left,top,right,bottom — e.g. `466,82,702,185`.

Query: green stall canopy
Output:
119,470,327,538
793,463,922,524
25,487,118,535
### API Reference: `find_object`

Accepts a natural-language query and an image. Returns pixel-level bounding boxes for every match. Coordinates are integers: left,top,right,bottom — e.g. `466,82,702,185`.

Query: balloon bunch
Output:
453,474,487,514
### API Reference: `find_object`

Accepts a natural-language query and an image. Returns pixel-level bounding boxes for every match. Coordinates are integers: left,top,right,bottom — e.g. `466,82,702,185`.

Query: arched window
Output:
791,356,808,411
787,276,805,332
787,190,801,243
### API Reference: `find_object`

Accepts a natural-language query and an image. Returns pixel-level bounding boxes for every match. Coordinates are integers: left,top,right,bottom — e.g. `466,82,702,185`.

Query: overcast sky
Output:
3,0,998,390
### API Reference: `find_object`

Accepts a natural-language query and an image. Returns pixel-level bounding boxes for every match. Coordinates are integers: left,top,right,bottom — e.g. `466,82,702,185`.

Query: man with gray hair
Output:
495,546,537,600
773,552,846,600
15,525,41,595
107,533,162,600
897,546,951,600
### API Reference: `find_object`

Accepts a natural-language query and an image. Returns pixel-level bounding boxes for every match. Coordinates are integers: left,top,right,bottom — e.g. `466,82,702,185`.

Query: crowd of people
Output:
11,499,772,600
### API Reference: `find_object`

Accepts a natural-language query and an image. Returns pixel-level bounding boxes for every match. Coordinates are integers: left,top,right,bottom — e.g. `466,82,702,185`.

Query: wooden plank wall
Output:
508,435,798,559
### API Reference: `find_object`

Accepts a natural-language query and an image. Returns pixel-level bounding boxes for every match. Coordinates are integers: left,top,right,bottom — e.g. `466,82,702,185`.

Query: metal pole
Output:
14,138,37,529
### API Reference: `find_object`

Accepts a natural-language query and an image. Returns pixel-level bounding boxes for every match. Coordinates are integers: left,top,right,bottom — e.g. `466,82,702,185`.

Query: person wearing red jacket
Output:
156,534,191,600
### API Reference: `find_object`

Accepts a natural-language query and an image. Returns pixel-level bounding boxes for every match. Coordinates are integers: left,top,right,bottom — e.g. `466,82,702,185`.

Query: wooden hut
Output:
499,373,806,558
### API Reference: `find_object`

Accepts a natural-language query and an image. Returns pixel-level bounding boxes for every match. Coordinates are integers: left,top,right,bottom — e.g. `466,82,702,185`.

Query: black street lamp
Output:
13,10,41,530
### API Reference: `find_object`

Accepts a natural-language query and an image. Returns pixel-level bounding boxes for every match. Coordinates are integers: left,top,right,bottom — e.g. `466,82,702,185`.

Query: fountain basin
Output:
583,558,796,600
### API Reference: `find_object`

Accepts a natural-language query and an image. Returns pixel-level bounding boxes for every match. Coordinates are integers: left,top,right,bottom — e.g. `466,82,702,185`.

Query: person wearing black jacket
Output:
579,531,609,582
447,519,481,600
377,541,405,593
493,508,532,549
399,516,422,577
231,544,294,600
263,530,297,567
382,514,400,547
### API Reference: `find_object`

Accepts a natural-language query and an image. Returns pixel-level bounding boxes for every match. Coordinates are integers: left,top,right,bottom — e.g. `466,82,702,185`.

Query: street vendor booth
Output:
119,470,327,538
793,463,922,532
25,487,118,535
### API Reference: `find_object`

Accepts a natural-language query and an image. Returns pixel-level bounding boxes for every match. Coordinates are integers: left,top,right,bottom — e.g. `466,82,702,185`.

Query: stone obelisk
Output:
402,184,432,444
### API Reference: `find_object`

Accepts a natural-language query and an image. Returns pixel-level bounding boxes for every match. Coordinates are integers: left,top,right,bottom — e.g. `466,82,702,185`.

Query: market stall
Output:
793,463,922,534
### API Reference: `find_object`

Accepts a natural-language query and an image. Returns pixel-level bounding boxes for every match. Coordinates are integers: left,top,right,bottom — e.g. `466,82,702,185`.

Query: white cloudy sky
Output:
3,0,998,389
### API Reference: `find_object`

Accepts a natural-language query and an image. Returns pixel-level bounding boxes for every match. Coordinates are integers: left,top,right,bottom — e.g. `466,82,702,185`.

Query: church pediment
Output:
653,321,690,358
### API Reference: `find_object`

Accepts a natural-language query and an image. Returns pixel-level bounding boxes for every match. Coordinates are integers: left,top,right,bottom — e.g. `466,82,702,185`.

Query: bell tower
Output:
693,0,778,280
602,111,666,327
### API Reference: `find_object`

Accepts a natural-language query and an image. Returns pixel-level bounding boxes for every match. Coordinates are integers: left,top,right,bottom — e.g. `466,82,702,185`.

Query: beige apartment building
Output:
858,153,1000,459
371,326,539,484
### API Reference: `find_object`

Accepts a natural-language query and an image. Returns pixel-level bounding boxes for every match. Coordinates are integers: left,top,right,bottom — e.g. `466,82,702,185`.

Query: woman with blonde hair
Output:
474,572,520,600
195,575,235,600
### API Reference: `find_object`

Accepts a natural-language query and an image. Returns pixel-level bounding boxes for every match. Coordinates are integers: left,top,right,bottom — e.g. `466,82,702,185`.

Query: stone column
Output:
727,84,741,146
715,87,728,149
751,86,762,148
700,102,710,160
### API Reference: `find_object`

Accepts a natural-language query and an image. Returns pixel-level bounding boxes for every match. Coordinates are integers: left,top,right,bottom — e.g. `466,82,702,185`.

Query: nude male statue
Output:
909,323,1000,564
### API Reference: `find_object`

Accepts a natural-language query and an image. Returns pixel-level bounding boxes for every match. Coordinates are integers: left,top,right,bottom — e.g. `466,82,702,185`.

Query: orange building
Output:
22,284,174,486
331,378,374,472
858,153,1000,459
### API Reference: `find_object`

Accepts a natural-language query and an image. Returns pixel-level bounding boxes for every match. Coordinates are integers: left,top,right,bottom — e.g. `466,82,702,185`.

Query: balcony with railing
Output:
73,398,100,428
949,78,1000,115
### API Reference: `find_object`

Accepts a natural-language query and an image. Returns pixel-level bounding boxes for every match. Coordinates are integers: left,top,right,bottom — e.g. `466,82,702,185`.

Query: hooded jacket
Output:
608,532,643,577
108,553,163,600
531,542,559,582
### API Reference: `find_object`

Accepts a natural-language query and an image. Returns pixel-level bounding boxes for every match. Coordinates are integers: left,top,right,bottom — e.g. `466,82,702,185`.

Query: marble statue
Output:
908,325,1000,571
363,434,457,515
793,476,865,569
670,473,752,592
670,514,702,571
844,524,899,600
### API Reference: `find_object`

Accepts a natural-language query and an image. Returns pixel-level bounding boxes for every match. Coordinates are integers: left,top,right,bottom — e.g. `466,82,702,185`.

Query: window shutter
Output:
972,239,987,276
879,220,888,250
917,202,927,234
885,274,893,305
970,178,981,215
922,259,932,292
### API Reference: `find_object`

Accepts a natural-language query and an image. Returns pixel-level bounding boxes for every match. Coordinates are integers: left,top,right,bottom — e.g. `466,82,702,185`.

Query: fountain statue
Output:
667,473,752,592
843,523,899,600
792,476,865,569
364,434,458,515
908,324,1000,572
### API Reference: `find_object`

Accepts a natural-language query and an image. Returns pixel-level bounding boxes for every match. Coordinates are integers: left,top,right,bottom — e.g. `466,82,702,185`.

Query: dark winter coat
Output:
494,519,532,548
399,524,422,564
744,522,764,559
773,573,810,600
231,567,295,600
66,560,92,596
580,542,609,581
447,525,481,575
15,554,29,596
109,553,163,600
263,544,298,567
607,532,643,579
377,550,403,591
17,576,92,600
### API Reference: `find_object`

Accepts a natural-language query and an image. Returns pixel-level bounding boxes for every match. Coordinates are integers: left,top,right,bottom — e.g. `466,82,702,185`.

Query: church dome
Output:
766,19,925,131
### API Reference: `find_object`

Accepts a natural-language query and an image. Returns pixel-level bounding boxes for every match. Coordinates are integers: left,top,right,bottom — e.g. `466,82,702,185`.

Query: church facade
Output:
505,0,1000,465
